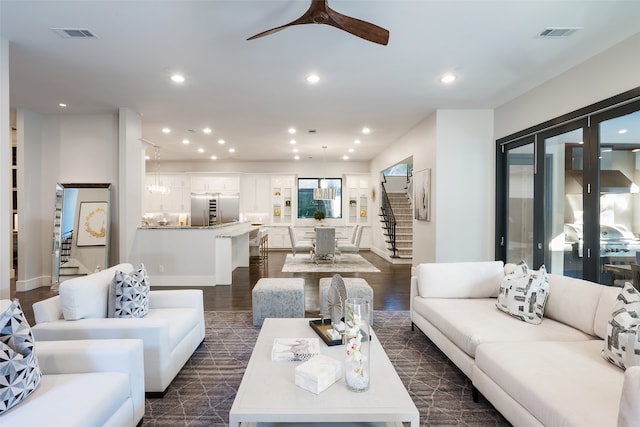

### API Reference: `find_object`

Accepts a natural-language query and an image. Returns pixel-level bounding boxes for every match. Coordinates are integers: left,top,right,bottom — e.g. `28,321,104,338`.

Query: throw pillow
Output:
602,283,640,369
108,263,150,318
0,300,42,414
496,263,550,325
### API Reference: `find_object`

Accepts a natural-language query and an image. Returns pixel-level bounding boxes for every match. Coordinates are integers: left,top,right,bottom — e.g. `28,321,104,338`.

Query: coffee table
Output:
229,318,419,427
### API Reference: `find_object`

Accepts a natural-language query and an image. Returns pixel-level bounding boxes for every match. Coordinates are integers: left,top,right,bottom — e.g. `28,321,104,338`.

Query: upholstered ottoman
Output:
252,278,305,326
319,277,374,324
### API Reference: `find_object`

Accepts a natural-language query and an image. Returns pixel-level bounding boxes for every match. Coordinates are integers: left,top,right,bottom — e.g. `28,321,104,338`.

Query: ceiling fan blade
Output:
247,2,320,41
247,0,389,46
325,6,389,45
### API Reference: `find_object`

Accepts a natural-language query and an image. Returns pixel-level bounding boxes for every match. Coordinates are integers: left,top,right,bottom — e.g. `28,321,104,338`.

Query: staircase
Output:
385,193,413,259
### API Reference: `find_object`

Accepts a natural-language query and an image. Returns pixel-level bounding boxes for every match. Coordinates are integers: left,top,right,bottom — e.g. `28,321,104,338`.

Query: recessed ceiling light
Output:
211,155,217,160
197,148,205,153
441,73,456,83
348,148,354,153
618,129,628,134
145,155,150,160
229,148,235,153
171,74,185,83
289,139,296,145
218,139,225,145
362,127,370,134
162,127,171,134
182,139,190,145
292,148,299,153
354,139,361,144
288,127,296,134
343,155,349,160
59,103,67,107
306,74,320,84
203,127,212,134
294,155,300,160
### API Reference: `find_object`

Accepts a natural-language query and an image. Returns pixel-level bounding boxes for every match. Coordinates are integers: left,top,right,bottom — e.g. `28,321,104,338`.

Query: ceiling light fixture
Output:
292,148,299,153
306,74,320,84
348,148,354,153
197,148,205,153
294,155,300,160
362,127,370,134
170,74,185,83
441,73,456,83
289,139,296,145
203,127,212,134
343,155,349,160
162,127,171,134
147,146,170,195
618,129,628,134
354,139,361,144
58,103,67,108
182,139,190,145
211,155,217,160
313,146,336,200
229,148,235,153
288,127,296,134
218,139,225,145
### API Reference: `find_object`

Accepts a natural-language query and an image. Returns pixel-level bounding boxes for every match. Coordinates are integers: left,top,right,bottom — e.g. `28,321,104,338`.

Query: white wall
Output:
434,110,494,262
16,110,119,290
0,37,10,298
495,33,640,139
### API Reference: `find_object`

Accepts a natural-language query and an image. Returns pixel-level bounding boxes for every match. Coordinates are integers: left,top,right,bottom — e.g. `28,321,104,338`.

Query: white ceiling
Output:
2,1,639,162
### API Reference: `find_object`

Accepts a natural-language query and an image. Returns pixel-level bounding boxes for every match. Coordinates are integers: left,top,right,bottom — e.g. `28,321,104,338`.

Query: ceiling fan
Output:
247,0,389,46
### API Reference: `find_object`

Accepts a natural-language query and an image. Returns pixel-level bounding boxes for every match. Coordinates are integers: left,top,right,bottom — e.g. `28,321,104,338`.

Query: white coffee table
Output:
229,318,419,427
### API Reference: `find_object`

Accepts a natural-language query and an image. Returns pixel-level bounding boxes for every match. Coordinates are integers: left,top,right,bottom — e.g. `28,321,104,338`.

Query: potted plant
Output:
314,209,326,224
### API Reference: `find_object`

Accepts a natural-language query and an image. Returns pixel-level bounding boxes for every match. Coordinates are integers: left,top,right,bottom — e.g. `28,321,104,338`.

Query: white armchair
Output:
0,337,145,427
31,263,205,394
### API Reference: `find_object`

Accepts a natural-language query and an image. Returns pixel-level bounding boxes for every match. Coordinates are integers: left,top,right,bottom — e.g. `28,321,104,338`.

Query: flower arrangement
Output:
345,299,370,392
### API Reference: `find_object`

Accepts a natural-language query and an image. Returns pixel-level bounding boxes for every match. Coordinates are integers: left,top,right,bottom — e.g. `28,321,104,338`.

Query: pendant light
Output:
147,146,170,195
313,146,336,200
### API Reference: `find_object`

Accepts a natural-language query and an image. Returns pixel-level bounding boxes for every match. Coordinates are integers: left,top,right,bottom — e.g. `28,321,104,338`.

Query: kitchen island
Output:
134,222,259,286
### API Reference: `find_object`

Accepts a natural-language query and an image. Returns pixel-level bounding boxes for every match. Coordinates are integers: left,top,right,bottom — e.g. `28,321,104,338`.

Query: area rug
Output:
142,311,509,427
281,253,381,273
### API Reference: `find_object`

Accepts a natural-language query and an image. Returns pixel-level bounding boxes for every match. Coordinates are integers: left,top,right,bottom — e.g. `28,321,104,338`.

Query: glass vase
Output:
344,297,370,392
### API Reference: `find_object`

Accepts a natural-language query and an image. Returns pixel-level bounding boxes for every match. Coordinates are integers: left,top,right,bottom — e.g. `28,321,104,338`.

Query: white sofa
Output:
410,261,640,427
0,337,145,427
31,263,206,394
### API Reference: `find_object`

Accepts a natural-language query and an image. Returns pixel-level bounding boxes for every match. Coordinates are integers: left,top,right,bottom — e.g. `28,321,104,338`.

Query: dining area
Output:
288,224,364,264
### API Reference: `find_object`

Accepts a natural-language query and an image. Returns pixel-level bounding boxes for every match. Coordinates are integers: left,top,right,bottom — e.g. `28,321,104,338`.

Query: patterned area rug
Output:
282,253,381,273
143,311,509,427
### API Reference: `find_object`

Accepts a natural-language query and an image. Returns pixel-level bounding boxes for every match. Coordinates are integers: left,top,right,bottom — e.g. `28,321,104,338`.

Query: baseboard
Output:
16,275,51,292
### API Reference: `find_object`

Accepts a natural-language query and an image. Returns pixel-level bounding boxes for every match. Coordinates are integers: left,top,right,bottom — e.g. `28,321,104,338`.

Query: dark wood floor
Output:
11,251,411,326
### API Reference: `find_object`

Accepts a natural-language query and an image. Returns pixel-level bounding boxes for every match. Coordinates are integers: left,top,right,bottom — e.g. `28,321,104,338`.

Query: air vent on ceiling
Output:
536,27,581,38
52,28,97,39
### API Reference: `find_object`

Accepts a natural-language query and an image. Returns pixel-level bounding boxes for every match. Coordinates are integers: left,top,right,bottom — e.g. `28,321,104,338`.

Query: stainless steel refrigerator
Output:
190,193,239,226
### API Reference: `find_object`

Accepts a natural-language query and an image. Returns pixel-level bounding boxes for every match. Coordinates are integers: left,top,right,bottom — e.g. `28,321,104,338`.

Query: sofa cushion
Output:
0,372,130,427
544,273,606,337
602,283,640,369
108,264,150,318
60,263,133,320
146,308,197,350
475,340,623,427
496,264,550,325
0,300,41,414
416,261,504,299
412,297,595,358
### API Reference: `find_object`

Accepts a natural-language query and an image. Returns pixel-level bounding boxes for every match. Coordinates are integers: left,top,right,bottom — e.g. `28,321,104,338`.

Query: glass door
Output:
504,141,535,267
593,108,640,285
541,124,585,278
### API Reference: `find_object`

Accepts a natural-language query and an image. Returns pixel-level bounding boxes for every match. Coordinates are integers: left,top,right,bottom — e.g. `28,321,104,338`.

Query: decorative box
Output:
294,354,342,394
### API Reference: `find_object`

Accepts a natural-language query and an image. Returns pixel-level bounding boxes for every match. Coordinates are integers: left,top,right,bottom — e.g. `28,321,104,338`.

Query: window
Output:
298,178,342,219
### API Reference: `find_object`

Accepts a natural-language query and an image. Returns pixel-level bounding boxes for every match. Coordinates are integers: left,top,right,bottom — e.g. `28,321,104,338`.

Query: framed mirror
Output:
51,183,111,291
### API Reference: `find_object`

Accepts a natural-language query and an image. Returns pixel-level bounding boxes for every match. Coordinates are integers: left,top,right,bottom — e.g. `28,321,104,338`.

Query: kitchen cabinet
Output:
346,175,370,225
145,174,190,212
191,175,239,194
266,226,291,249
271,175,295,225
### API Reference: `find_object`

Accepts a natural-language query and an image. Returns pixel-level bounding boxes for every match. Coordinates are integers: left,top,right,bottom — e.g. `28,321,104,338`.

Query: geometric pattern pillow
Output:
602,283,640,370
496,263,550,325
0,300,42,414
109,263,150,318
